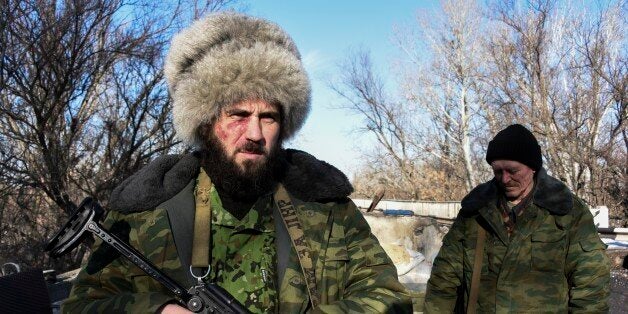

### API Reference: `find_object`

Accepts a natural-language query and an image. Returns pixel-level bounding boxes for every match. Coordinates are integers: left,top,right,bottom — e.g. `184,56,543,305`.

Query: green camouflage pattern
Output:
424,195,610,313
207,187,278,313
62,207,185,313
62,187,412,313
274,184,320,307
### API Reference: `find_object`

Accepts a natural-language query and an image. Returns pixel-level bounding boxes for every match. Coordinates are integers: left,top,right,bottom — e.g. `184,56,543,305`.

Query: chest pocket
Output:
531,229,566,272
319,209,349,303
322,235,350,301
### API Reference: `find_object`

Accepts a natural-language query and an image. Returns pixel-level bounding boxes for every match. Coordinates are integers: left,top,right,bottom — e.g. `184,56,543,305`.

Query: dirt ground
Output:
608,249,628,314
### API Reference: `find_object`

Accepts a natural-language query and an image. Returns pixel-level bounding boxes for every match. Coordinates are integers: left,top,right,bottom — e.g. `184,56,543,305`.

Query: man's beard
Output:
200,133,284,200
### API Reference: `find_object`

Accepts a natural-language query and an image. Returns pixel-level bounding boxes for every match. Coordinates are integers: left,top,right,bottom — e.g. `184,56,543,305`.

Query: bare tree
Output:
395,0,490,192
331,50,426,199
576,0,627,221
337,0,626,225
484,0,626,223
0,0,238,271
334,0,491,201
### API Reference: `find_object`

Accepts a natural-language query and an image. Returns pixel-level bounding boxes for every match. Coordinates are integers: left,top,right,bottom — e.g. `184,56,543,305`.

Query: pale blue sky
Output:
244,1,439,179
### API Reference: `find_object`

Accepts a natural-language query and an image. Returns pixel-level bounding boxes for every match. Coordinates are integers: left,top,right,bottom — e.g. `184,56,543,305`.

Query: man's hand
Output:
159,304,193,314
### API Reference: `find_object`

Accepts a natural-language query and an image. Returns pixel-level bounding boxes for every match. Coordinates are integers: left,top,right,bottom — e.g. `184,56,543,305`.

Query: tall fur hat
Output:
165,12,311,147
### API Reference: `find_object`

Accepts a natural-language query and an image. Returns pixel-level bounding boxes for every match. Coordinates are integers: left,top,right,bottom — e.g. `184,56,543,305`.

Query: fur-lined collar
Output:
460,168,573,216
108,149,353,213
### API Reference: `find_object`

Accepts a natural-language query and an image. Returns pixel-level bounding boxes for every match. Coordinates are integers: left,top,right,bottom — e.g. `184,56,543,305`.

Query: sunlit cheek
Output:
264,126,280,148
214,126,228,142
223,121,249,140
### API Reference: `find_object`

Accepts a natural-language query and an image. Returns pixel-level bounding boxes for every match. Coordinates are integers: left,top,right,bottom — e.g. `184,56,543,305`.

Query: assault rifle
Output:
46,197,249,314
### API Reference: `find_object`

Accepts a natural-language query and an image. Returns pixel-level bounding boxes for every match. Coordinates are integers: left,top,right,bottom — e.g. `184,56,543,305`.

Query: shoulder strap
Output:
467,224,486,314
273,184,321,308
273,205,290,291
161,179,196,287
191,168,212,268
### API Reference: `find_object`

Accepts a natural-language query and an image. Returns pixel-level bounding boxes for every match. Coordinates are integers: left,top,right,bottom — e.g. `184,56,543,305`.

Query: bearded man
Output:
424,124,610,313
62,13,411,314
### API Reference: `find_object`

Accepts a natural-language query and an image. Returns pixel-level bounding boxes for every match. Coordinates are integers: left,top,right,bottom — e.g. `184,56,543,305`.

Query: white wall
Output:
353,199,610,227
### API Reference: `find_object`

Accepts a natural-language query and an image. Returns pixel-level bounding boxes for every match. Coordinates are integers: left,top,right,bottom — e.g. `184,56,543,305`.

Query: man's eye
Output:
260,113,278,123
229,112,248,119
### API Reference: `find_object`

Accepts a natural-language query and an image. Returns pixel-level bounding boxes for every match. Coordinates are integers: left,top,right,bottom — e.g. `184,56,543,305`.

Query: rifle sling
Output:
273,205,290,290
192,168,212,269
467,224,486,314
273,184,321,309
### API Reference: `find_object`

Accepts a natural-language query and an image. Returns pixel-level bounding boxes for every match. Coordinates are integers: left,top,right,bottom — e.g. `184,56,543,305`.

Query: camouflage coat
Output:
424,169,610,313
62,150,412,313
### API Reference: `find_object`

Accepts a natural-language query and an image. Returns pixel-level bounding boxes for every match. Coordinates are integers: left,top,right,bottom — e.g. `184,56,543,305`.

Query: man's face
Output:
211,99,281,174
491,160,536,204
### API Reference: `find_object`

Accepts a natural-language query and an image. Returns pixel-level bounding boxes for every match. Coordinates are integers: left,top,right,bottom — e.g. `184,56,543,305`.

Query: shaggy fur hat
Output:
165,12,311,147
486,124,543,171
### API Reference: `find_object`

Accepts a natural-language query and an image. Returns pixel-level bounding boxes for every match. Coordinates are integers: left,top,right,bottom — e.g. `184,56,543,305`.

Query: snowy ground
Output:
603,238,628,249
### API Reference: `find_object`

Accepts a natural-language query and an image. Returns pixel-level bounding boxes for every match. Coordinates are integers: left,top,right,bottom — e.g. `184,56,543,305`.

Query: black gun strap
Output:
162,179,196,287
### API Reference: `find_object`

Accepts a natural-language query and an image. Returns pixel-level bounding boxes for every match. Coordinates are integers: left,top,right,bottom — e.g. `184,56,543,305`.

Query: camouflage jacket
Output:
62,150,412,313
424,169,610,313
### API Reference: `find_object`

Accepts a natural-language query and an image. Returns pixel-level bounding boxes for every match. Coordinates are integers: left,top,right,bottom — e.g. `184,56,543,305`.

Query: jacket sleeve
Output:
61,211,175,313
313,201,413,314
565,198,610,313
423,216,465,313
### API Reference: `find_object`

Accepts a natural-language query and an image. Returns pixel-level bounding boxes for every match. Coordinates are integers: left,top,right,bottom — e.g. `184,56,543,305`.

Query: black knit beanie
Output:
486,124,542,171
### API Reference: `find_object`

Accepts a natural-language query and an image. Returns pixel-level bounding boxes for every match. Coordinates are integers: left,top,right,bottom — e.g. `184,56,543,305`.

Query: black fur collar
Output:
108,149,353,213
460,168,573,216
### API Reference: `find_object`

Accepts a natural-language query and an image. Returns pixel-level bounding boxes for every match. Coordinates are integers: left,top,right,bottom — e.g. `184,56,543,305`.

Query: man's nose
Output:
245,117,264,142
501,173,511,184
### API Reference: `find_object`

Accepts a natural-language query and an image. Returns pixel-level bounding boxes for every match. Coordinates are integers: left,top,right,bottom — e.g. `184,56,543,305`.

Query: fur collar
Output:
460,168,573,216
108,149,353,213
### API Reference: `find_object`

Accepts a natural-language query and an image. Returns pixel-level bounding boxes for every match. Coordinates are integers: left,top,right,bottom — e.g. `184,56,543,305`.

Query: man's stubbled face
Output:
491,160,536,204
